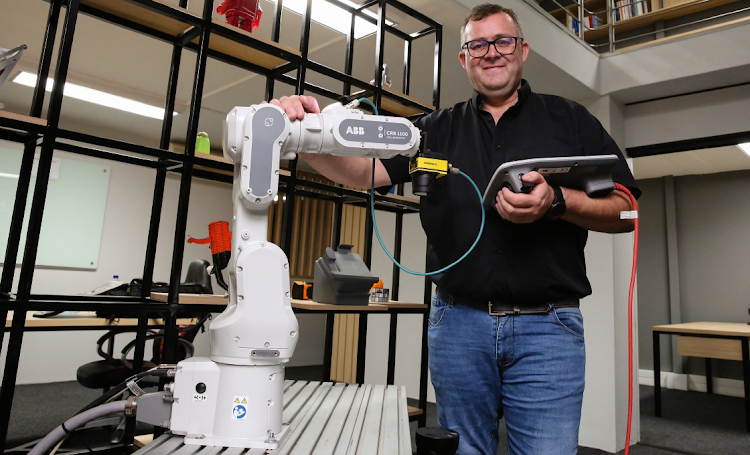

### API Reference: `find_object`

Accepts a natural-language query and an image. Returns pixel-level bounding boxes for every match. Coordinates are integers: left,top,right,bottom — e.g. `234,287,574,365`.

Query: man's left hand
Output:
494,171,554,223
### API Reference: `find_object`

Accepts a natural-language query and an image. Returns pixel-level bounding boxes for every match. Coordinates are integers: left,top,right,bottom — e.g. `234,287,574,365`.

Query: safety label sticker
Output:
193,394,207,402
232,396,248,420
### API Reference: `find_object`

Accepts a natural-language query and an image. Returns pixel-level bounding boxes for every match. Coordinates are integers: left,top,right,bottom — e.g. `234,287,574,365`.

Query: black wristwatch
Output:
546,185,566,220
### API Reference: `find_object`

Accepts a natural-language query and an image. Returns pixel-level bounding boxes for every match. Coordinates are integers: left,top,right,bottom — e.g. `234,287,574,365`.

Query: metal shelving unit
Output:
0,0,442,446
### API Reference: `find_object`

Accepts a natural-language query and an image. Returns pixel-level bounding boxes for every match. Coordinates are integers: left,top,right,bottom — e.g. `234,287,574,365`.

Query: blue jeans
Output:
428,292,586,455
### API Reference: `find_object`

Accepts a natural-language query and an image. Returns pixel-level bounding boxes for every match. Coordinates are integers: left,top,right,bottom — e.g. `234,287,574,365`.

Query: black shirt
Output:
380,80,640,304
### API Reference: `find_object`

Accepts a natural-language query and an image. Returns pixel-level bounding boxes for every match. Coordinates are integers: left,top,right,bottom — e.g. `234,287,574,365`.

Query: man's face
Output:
459,13,529,100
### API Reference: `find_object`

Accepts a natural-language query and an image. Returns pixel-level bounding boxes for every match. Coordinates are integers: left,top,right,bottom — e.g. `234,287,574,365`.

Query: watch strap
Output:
546,185,566,220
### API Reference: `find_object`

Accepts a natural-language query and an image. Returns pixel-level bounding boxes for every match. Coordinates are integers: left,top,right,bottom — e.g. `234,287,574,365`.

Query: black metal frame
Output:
0,0,442,444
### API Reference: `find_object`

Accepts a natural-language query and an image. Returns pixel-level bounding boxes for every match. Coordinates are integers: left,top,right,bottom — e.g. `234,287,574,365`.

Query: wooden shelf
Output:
150,292,228,305
81,0,198,38
0,110,47,127
382,87,435,117
379,193,420,204
204,20,301,70
353,87,435,117
151,292,391,312
408,406,424,417
150,293,426,312
81,1,299,70
5,311,198,329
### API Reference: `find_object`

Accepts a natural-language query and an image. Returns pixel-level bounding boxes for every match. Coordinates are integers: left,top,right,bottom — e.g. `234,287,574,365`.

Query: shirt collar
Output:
471,79,531,113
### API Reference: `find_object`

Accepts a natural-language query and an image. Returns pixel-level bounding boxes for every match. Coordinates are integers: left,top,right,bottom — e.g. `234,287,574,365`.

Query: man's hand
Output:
265,94,390,189
495,171,635,233
494,171,554,223
267,95,320,120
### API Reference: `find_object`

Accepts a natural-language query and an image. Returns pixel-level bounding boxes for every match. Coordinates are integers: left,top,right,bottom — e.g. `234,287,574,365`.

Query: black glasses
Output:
462,37,522,57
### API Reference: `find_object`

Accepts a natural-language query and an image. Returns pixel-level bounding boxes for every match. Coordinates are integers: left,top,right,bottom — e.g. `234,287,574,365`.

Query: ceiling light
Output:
269,0,395,39
738,143,750,158
12,71,177,120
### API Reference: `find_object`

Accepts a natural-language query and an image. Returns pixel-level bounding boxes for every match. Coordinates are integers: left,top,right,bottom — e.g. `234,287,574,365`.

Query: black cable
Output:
214,268,228,291
76,368,171,414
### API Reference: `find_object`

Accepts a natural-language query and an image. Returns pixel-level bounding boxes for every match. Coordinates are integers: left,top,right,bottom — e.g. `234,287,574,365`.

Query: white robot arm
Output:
166,102,420,449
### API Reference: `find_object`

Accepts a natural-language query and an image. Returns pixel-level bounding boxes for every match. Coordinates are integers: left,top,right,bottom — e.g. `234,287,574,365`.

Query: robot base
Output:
170,358,287,449
183,424,289,450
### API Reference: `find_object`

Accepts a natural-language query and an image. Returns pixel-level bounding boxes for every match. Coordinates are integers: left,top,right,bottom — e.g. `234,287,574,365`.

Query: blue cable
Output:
369,159,486,276
357,97,379,115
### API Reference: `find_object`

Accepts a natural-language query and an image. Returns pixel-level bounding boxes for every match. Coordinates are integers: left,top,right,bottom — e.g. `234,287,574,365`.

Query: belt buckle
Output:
487,302,520,316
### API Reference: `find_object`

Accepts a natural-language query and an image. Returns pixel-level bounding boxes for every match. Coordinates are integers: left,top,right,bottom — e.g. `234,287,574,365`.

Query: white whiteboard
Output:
0,144,110,269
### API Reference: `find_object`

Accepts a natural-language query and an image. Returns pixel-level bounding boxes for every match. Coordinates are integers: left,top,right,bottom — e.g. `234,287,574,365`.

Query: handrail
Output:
536,0,747,52
610,5,750,47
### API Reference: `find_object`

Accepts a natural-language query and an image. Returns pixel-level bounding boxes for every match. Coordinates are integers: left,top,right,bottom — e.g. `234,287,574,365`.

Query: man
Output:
272,4,639,454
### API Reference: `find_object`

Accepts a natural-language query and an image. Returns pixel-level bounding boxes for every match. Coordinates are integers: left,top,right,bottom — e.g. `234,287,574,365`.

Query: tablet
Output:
482,154,619,207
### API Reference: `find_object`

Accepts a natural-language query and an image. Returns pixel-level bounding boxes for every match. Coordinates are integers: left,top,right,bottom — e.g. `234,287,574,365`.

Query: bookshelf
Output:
548,0,743,45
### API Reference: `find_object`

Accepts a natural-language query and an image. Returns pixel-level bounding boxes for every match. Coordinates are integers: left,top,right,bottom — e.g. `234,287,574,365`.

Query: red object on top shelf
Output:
216,0,263,33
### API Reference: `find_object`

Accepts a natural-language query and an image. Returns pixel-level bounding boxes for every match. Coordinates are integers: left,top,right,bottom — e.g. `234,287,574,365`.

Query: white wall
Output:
599,19,750,103
576,230,639,453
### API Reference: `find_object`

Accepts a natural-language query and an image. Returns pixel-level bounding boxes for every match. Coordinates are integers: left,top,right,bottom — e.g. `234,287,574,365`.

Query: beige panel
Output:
677,336,743,361
329,314,362,384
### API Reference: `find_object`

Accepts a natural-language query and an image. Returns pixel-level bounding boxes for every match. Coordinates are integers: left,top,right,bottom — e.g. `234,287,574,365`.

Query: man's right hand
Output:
266,94,392,190
267,95,320,120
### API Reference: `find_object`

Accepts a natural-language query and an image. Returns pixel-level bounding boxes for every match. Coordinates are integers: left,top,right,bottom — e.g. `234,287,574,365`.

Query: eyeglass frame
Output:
461,36,523,58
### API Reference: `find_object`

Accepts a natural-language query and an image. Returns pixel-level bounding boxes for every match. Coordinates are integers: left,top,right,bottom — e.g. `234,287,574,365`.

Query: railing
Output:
539,0,750,52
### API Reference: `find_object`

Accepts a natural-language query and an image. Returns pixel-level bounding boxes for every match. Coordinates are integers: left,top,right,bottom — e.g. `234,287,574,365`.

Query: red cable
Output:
615,182,638,455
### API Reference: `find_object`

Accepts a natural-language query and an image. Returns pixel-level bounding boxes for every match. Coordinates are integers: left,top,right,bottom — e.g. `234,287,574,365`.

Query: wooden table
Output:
653,322,750,431
4,311,198,331
133,379,412,455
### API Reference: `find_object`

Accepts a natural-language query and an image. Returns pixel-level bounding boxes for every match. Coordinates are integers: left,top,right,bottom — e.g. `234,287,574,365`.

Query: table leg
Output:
653,330,662,417
386,313,398,385
705,358,713,394
356,314,368,384
322,314,335,382
742,338,750,432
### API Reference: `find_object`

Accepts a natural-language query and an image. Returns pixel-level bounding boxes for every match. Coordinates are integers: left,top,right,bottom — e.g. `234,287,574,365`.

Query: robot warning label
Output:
232,396,249,420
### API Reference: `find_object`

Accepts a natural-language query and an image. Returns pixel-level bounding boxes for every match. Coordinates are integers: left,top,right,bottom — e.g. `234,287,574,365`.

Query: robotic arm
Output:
165,102,420,449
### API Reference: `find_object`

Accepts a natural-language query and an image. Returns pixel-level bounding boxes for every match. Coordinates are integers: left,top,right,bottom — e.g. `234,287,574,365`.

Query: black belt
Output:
435,288,579,316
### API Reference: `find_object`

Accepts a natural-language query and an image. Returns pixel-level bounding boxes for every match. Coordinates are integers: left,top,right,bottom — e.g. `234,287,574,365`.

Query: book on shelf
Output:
586,14,605,28
566,14,580,33
567,13,604,32
614,0,650,22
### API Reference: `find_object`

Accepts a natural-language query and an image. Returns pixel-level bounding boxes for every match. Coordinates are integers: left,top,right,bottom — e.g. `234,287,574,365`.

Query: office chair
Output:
75,316,209,390
183,259,213,294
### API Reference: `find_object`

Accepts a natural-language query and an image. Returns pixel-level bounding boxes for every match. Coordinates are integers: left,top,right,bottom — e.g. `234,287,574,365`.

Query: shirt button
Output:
495,145,501,149
496,248,501,254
